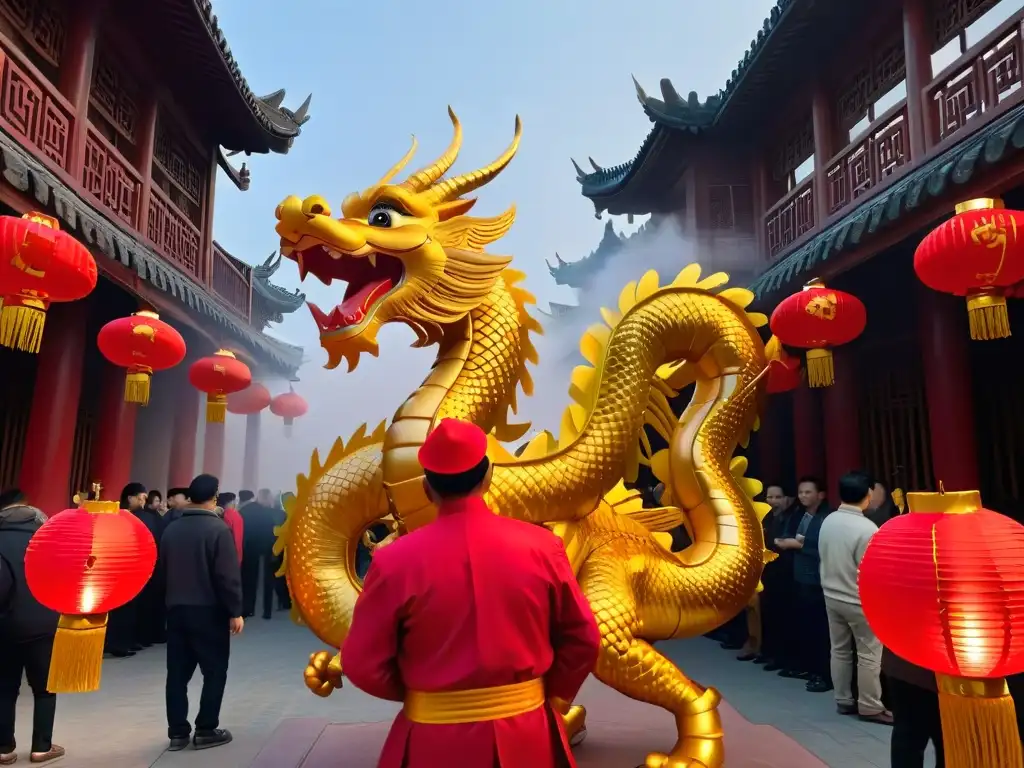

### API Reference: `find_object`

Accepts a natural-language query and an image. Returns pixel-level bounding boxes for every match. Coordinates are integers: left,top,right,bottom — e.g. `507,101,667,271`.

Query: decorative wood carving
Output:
771,117,814,183
154,116,203,210
82,127,140,227
708,184,754,232
932,0,1001,50
765,179,814,257
0,0,65,68
837,37,906,129
826,105,910,215
0,49,71,169
89,48,139,142
927,9,1024,142
147,186,201,277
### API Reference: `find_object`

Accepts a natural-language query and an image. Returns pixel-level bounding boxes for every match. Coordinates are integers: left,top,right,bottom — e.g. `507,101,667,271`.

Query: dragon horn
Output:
375,135,419,186
401,106,463,191
422,115,522,206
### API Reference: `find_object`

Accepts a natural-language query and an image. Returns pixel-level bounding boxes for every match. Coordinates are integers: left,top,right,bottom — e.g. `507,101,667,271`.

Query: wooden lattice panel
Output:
81,127,140,226
771,117,813,183
0,0,65,67
89,47,138,142
837,37,907,129
0,48,71,170
932,0,1001,50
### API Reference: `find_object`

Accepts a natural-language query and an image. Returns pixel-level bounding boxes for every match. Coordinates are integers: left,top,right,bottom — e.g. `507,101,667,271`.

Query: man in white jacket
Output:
817,470,892,725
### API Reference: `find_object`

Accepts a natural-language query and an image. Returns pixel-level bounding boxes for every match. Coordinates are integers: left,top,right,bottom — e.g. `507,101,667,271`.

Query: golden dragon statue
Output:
273,109,775,768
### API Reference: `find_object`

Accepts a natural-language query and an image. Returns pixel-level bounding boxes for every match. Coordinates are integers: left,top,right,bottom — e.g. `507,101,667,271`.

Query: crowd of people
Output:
0,477,292,762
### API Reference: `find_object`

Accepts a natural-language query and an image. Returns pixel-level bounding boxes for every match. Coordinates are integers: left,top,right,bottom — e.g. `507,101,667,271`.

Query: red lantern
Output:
0,212,98,353
769,279,866,388
97,310,187,405
270,386,308,436
227,382,272,415
859,489,1024,766
24,497,157,692
914,198,1024,340
764,335,801,394
189,349,252,423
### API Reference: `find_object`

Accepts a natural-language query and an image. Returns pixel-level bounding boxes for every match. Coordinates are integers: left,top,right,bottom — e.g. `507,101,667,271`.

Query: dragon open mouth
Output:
296,244,404,333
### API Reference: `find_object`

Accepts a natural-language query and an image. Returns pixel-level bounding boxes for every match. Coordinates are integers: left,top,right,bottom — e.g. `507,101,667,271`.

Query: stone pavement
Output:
10,615,915,767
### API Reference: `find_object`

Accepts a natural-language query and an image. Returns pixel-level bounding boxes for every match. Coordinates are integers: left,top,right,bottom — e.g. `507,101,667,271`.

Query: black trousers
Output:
760,571,796,666
271,553,291,609
165,607,230,738
0,636,56,752
241,550,276,618
795,582,830,678
106,597,138,652
135,573,166,645
889,676,944,767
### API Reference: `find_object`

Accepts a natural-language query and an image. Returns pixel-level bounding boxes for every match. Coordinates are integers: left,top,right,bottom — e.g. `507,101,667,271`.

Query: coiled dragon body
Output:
274,110,773,768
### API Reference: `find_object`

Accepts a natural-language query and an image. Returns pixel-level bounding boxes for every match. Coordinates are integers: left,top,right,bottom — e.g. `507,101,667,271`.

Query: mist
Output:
214,213,758,495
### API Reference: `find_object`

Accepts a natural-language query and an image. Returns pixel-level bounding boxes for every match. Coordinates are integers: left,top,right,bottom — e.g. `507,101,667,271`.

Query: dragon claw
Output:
643,756,709,768
304,650,344,697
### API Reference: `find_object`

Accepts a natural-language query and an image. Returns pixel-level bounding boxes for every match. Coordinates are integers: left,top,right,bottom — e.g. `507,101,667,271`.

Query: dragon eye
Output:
368,204,400,228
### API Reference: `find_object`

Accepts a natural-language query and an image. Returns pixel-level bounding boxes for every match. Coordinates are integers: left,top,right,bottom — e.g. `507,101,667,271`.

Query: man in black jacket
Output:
161,474,244,752
0,489,64,764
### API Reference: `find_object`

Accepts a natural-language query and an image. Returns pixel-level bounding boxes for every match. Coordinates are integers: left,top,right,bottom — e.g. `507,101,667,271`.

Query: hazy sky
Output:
209,0,780,488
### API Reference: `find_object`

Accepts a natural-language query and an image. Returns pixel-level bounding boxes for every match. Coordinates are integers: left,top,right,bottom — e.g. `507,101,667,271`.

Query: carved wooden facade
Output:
0,0,254,321
757,0,1024,260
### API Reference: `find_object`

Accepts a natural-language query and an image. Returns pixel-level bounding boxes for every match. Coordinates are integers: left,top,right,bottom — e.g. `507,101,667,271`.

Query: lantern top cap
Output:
955,197,1003,214
22,211,58,229
80,500,121,515
906,485,981,515
803,278,825,290
135,309,159,320
214,349,237,359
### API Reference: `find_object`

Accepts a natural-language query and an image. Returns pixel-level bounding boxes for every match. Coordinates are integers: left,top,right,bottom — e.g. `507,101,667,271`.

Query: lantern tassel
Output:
207,395,227,423
937,675,1023,768
47,614,108,693
966,292,1011,341
124,371,152,406
804,348,834,387
0,302,46,353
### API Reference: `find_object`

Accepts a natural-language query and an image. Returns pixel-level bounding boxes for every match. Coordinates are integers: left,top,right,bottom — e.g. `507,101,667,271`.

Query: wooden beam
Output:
134,93,159,244
201,144,219,287
902,0,934,158
811,84,835,227
58,0,106,183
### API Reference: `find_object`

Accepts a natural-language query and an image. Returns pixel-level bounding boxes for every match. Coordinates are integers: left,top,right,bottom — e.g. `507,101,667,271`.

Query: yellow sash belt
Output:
403,679,545,725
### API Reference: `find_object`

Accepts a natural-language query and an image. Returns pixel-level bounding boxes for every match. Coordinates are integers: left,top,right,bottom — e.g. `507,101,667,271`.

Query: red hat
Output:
418,419,488,474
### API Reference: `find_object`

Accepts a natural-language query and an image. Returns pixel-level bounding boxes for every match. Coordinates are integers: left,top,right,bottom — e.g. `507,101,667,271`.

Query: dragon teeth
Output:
367,253,377,268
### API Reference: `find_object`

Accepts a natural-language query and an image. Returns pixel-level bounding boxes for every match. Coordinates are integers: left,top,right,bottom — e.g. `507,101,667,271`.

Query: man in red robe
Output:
343,418,601,768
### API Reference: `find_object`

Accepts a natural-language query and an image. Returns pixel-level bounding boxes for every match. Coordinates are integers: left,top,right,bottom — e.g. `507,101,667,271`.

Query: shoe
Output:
719,641,744,651
805,676,833,693
763,662,782,672
736,652,757,661
859,710,894,726
777,668,804,678
0,743,16,765
193,729,232,750
167,737,190,752
104,649,135,658
130,644,144,652
751,655,770,665
837,703,857,715
262,612,272,620
28,745,64,763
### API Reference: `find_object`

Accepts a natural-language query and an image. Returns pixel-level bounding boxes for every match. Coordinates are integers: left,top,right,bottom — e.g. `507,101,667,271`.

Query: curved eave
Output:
253,277,306,313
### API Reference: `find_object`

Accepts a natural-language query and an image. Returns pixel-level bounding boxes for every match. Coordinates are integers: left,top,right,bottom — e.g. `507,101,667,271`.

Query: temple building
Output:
0,0,310,512
569,0,1024,515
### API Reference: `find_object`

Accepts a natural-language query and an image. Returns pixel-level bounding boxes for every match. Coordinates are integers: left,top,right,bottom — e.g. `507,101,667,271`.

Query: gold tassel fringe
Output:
805,348,834,387
124,371,151,406
207,395,227,423
0,303,46,353
47,614,108,693
937,675,1023,768
966,293,1011,340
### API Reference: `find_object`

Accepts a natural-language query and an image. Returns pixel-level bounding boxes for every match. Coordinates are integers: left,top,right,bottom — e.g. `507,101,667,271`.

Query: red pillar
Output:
757,399,784,485
168,377,200,486
89,361,138,498
202,421,225,480
793,384,825,483
917,286,980,490
822,348,862,498
241,412,261,491
18,301,89,513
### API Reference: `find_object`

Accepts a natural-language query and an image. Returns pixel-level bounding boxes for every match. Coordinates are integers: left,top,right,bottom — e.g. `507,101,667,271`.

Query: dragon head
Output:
275,108,521,371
